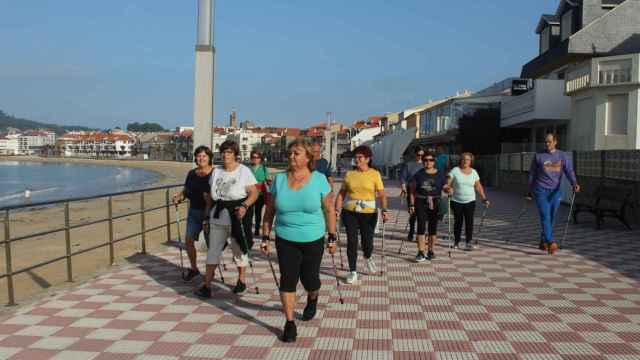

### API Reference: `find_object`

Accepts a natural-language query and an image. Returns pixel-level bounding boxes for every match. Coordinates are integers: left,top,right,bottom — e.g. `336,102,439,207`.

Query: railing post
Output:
64,202,73,282
108,196,115,266
165,189,171,243
140,192,146,254
4,210,15,306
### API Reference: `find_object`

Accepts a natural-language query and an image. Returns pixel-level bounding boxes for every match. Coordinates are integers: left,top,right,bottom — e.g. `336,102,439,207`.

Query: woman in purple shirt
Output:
528,133,580,255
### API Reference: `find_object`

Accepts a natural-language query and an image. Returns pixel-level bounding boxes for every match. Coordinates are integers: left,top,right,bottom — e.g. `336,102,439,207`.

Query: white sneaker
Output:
366,258,377,274
345,271,358,284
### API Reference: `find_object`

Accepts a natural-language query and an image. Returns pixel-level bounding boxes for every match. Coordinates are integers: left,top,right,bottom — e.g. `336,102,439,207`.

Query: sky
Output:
0,0,560,130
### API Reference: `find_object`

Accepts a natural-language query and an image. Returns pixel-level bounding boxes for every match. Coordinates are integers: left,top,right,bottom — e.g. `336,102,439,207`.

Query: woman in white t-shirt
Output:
447,152,490,251
195,140,258,299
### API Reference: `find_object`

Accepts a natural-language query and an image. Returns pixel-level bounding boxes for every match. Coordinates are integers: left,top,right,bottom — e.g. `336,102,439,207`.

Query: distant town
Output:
3,0,640,172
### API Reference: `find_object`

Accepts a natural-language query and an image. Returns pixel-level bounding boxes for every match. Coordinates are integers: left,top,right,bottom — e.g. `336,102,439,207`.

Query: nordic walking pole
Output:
175,204,186,279
336,213,345,270
447,195,453,258
329,253,344,304
236,210,259,294
476,203,489,247
559,191,576,249
260,236,279,289
380,218,386,276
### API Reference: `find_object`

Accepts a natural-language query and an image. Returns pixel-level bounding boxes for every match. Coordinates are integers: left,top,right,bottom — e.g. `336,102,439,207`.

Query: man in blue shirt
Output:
313,143,334,191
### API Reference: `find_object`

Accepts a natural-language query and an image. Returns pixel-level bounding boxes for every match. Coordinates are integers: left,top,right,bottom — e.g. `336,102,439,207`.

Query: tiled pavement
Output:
0,184,639,360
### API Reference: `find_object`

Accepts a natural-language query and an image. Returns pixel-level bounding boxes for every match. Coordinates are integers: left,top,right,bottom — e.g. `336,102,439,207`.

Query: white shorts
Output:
206,223,249,267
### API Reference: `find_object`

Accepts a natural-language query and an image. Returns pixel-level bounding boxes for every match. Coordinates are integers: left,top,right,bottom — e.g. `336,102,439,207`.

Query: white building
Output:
566,53,640,150
507,0,640,151
350,127,381,150
227,128,263,161
0,134,20,155
58,132,135,158
17,131,56,154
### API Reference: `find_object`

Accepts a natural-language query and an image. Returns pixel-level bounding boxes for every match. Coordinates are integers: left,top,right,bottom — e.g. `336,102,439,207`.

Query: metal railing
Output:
1,183,183,306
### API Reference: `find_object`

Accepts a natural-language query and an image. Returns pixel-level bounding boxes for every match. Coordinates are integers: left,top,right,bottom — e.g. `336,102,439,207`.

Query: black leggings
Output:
406,193,416,235
341,210,377,272
415,197,439,236
252,194,264,234
451,201,476,245
275,237,324,293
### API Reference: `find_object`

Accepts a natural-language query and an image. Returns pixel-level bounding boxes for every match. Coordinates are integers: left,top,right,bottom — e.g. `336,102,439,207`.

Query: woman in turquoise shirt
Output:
261,139,337,343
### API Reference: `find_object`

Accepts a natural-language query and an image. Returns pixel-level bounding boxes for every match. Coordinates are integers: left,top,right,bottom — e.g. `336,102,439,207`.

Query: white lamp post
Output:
193,0,215,150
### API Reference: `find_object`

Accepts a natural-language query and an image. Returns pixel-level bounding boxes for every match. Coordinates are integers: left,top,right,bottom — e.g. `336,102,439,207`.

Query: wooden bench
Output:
573,185,633,230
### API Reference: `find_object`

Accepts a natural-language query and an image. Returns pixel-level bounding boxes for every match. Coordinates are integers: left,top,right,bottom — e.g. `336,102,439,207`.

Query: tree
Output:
126,122,165,132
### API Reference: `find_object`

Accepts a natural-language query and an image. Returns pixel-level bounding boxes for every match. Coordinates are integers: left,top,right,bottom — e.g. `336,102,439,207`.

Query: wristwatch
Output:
261,235,270,243
327,233,337,244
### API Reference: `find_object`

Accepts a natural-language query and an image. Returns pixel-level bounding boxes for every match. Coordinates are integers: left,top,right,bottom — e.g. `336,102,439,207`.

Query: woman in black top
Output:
409,152,450,262
172,146,214,282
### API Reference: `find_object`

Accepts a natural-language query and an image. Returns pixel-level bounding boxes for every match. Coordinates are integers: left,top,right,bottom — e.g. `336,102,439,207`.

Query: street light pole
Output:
193,0,215,150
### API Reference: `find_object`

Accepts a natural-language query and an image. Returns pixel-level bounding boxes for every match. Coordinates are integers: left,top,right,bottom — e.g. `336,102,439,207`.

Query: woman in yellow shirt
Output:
335,145,389,284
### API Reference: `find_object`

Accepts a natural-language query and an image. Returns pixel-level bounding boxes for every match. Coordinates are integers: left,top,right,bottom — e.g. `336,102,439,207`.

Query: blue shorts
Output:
186,208,206,240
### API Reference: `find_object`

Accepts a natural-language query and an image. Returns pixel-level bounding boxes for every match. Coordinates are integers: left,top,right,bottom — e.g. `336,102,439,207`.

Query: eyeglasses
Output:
222,149,235,154
424,158,435,162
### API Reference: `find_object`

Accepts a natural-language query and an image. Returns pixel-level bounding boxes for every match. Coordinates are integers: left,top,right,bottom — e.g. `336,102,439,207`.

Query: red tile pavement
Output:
0,186,638,359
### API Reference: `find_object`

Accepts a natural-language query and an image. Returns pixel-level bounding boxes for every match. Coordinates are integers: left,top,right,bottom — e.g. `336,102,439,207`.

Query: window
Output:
606,94,628,135
598,59,632,85
540,27,550,54
561,10,573,40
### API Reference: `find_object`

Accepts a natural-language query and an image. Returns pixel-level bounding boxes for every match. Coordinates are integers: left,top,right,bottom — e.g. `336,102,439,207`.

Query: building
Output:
137,132,175,161
0,135,20,155
418,84,508,152
57,132,135,159
14,131,56,155
506,0,640,151
227,128,262,161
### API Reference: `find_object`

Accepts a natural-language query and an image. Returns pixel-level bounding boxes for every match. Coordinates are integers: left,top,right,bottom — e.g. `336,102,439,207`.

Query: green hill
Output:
0,110,94,134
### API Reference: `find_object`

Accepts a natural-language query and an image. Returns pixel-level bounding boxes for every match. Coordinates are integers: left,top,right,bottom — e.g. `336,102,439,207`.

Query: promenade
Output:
0,182,638,359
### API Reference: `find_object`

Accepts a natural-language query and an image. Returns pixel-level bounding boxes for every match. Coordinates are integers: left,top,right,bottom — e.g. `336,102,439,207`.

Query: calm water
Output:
0,161,161,208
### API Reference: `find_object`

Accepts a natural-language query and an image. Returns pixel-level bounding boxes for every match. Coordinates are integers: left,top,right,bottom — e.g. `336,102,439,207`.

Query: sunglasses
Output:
417,153,424,157
424,158,435,162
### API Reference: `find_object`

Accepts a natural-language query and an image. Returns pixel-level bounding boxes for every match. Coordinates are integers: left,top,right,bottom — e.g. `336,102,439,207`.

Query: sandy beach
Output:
0,156,195,308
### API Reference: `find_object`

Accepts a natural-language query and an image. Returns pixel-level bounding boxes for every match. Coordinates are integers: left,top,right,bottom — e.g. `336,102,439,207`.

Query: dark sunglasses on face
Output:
424,158,435,162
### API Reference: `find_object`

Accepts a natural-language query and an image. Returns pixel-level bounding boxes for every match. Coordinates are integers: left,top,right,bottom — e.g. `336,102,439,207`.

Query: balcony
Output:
500,79,570,127
566,54,639,95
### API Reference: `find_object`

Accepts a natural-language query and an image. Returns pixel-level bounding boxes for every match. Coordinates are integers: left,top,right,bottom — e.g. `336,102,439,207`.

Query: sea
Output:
0,161,161,208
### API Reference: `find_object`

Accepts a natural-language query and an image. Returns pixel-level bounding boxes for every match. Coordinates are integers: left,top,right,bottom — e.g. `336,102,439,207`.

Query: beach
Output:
0,156,194,307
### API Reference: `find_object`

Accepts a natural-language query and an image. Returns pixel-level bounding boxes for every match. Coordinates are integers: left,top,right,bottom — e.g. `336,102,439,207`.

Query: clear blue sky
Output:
0,0,559,130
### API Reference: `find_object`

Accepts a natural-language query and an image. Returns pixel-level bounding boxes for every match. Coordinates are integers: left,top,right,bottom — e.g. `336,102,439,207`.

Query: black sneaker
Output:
427,250,435,260
182,269,200,282
407,233,415,242
232,280,247,294
254,230,260,237
194,285,211,298
415,251,427,263
302,298,318,321
280,320,297,343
